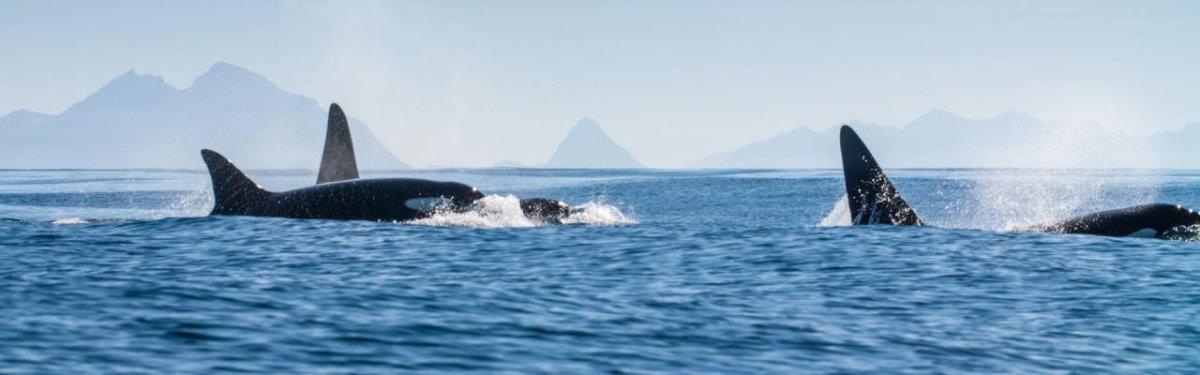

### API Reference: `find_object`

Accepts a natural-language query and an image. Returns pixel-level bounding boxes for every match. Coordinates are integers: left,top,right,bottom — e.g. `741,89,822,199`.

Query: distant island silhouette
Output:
543,118,643,169
0,62,407,170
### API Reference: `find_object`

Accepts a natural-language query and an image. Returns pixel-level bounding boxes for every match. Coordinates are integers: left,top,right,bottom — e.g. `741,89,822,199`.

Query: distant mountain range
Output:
692,110,1193,169
0,62,407,169
541,118,643,168
3,62,1197,170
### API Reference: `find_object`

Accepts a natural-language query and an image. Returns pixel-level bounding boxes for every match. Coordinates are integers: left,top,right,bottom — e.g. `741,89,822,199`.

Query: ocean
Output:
1,168,1198,373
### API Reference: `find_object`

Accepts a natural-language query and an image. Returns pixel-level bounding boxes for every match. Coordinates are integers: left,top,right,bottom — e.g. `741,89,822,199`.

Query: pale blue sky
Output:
2,0,1197,167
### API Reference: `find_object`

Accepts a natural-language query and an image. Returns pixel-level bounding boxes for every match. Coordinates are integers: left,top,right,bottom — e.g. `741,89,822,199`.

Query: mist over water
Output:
2,168,1200,373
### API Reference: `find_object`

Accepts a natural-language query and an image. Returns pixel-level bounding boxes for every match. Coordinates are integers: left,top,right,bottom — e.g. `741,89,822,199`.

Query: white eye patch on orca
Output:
405,197,450,212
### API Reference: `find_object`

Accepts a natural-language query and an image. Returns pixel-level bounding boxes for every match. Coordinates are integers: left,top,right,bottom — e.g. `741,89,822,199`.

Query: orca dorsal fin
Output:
201,149,269,215
317,103,360,184
839,125,923,225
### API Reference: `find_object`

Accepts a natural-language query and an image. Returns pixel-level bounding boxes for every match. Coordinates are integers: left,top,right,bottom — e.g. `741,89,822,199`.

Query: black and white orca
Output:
839,125,1200,238
202,104,570,223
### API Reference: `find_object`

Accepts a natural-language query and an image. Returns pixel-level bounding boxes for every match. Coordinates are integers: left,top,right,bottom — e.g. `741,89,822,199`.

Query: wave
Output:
51,217,89,225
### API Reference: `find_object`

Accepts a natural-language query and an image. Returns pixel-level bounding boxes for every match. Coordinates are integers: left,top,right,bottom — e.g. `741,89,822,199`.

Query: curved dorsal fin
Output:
839,125,923,225
317,103,360,184
201,149,268,215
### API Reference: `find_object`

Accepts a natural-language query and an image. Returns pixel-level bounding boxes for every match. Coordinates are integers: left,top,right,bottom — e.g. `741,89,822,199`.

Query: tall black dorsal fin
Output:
839,125,923,225
317,103,360,184
201,149,269,215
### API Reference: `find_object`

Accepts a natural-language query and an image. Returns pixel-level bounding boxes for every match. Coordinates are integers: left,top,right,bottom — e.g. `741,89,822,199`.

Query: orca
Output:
840,125,923,225
202,103,570,222
1029,204,1200,238
838,125,1200,238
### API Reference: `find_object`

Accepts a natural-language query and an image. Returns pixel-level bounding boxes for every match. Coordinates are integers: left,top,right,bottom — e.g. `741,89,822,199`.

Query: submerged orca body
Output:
203,103,569,222
1032,204,1200,238
838,125,1200,238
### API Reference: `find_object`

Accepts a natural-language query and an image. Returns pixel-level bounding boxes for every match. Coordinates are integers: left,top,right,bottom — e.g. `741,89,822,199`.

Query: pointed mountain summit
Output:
544,118,642,168
0,109,52,127
0,62,408,169
66,70,178,114
189,62,280,94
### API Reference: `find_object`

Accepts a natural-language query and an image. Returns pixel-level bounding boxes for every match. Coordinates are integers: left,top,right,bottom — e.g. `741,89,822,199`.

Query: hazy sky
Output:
2,1,1198,167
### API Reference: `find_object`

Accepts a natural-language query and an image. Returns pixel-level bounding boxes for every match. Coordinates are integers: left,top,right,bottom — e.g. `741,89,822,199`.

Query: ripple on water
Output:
1,169,1199,373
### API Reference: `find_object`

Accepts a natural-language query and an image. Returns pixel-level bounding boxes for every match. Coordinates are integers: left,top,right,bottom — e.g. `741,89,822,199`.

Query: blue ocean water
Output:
2,168,1198,373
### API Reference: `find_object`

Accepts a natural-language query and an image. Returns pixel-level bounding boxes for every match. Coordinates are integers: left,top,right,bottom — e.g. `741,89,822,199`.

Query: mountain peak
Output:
190,62,278,92
0,64,408,169
1,109,49,120
0,109,52,127
544,117,642,168
64,70,177,113
100,70,174,93
566,117,606,136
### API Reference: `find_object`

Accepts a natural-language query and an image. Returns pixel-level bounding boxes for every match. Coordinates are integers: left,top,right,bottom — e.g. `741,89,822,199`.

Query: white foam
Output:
408,194,634,228
51,217,89,225
409,195,537,228
562,201,636,225
818,194,851,227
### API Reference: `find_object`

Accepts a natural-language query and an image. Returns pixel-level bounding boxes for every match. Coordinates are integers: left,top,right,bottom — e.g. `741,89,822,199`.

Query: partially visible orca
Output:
316,103,358,184
838,125,1200,238
1030,204,1200,238
840,125,923,225
203,103,570,222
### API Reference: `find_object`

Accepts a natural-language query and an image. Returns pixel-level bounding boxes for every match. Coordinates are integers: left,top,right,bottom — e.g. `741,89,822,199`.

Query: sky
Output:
1,0,1198,168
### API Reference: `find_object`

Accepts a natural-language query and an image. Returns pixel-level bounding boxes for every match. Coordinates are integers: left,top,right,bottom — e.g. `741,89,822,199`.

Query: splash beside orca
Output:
202,104,570,223
839,125,1200,238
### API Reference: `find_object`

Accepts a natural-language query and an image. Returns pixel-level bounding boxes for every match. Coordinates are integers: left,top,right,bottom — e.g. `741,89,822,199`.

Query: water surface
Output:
2,169,1198,373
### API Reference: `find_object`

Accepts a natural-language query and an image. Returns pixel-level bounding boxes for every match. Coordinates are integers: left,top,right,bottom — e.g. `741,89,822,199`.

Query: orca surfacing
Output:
203,149,483,221
1032,204,1200,238
840,125,923,226
203,103,569,223
838,125,1200,239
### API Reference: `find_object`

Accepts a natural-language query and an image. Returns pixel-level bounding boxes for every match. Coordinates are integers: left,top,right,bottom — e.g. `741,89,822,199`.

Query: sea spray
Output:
562,201,636,225
410,195,635,228
970,169,1158,231
171,187,215,218
818,194,851,227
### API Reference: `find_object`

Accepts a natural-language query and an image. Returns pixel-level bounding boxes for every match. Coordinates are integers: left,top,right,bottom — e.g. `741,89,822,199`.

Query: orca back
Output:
317,103,360,184
839,125,923,225
1035,203,1200,237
